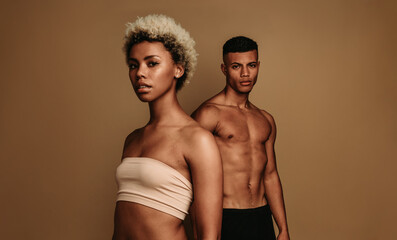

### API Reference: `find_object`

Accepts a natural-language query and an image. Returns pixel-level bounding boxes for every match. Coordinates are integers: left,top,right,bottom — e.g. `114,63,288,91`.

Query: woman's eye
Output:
128,64,137,70
148,61,159,67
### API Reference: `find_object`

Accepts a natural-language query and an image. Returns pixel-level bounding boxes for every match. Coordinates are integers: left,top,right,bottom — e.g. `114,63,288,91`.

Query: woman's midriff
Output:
113,201,187,240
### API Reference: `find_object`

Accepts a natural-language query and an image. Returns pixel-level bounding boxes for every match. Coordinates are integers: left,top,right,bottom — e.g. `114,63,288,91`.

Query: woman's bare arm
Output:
185,128,223,240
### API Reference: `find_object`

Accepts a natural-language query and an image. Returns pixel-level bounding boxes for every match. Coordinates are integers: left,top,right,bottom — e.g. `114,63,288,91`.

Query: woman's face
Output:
127,41,183,102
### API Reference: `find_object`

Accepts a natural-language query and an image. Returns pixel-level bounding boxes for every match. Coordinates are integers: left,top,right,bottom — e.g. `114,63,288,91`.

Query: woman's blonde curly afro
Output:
123,14,198,91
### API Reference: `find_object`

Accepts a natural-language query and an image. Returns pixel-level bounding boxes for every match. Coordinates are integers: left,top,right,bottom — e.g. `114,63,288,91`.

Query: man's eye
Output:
231,65,239,69
249,64,257,68
148,61,159,67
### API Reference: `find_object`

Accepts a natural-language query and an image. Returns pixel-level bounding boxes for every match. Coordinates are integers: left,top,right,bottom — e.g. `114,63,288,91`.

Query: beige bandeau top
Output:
115,157,193,220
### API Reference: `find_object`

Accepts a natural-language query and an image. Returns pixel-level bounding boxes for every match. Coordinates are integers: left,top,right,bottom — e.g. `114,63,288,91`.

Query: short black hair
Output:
223,36,258,56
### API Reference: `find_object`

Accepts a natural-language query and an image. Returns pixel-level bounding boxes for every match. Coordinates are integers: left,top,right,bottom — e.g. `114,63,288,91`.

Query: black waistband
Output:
223,204,270,214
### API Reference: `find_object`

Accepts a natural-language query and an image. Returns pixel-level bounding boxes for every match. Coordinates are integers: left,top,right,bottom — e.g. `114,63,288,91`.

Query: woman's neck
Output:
147,90,186,126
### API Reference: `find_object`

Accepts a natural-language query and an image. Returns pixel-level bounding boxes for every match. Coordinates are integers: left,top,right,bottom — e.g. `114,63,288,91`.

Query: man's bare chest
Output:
215,110,271,143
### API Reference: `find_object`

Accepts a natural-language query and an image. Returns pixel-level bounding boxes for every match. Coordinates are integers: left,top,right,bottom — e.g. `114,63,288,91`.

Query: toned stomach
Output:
113,201,187,240
223,171,268,209
220,146,268,209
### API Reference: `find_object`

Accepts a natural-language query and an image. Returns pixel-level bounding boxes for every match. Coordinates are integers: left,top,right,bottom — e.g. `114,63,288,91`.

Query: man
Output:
192,36,290,240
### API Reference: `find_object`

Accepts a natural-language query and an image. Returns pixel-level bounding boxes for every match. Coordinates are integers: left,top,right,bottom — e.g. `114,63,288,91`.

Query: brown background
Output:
1,0,396,239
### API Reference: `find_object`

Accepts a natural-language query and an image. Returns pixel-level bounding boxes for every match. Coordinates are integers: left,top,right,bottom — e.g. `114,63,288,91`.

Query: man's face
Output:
222,50,260,94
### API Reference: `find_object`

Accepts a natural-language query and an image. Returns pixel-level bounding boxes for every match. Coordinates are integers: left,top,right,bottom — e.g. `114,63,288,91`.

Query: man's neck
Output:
222,87,250,109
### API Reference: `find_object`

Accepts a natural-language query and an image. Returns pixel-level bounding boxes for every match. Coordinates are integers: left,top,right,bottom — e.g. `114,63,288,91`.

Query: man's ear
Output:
221,63,227,76
175,64,184,79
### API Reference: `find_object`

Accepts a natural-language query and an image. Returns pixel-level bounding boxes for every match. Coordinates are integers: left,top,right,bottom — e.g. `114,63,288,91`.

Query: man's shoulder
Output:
260,108,274,121
249,102,276,124
191,93,229,130
192,95,224,118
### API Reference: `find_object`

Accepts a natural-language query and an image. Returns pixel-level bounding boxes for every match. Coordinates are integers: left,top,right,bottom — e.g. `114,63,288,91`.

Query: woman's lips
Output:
136,84,152,93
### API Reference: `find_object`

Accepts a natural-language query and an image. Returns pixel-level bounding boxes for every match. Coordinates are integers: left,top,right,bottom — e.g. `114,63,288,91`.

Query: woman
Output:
112,14,223,240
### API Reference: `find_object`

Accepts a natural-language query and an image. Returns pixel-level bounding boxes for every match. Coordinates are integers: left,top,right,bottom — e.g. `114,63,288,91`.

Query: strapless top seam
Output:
121,157,192,188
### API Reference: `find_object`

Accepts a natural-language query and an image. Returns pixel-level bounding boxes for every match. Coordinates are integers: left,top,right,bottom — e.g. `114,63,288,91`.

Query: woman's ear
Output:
175,64,185,79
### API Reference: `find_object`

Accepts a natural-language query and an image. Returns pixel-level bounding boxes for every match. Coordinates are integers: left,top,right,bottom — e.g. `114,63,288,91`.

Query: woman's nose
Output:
136,65,146,79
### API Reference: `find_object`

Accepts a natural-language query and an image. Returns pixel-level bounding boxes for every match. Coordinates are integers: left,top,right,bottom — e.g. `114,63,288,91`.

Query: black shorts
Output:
221,205,276,240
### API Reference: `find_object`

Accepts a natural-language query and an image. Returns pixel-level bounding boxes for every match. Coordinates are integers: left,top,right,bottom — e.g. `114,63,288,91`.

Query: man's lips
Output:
240,80,252,86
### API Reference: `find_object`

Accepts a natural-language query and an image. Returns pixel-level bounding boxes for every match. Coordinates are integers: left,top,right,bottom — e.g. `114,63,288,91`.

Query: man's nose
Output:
241,66,249,77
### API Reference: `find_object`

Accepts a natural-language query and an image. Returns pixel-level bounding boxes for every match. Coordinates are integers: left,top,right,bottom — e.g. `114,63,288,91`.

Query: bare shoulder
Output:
180,121,215,146
248,102,275,124
191,97,222,120
124,127,143,145
191,94,226,130
260,109,276,125
253,106,277,140
179,120,218,159
121,127,145,158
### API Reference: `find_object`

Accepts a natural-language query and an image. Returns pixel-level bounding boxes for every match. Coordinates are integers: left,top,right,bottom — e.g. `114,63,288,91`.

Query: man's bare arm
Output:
263,113,290,240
